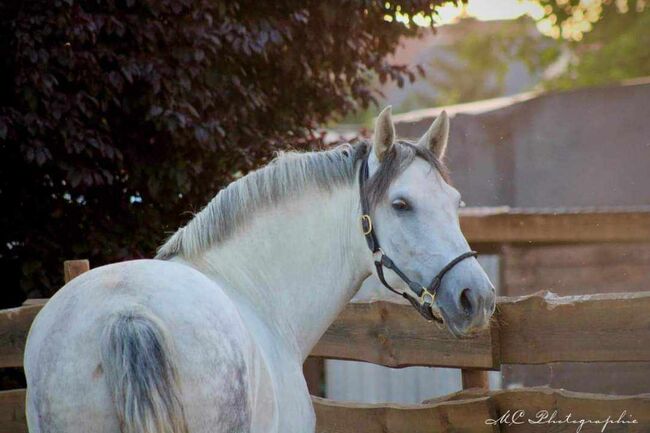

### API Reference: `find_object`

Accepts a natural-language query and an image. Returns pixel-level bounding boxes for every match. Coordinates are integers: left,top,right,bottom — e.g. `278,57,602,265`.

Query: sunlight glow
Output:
387,0,612,40
465,0,546,21
393,0,546,26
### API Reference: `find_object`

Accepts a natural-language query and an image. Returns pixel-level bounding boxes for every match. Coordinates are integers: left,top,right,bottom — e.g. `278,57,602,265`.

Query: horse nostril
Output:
459,288,473,316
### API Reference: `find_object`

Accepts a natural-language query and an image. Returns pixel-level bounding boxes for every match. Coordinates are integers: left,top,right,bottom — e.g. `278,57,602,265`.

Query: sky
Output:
426,0,611,40
387,0,595,39
387,0,546,26
433,0,546,24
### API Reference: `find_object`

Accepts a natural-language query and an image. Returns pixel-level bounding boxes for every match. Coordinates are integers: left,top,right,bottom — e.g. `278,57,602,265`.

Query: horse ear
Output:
373,106,395,161
417,110,450,159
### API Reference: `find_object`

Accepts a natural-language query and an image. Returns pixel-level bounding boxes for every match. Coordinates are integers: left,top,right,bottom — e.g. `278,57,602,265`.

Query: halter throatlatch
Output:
358,155,477,322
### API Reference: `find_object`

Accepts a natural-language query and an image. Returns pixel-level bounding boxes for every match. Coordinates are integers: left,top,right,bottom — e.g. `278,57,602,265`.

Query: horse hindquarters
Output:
101,309,188,433
24,260,259,433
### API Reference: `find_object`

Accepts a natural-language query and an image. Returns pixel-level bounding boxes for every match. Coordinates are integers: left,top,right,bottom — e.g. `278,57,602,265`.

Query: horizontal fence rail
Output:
4,291,650,369
311,299,499,369
4,387,650,433
0,390,25,433
0,304,42,369
313,387,650,433
459,206,650,247
312,291,650,368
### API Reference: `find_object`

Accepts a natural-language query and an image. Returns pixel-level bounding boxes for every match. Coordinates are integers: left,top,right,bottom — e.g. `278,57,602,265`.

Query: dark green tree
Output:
0,0,447,307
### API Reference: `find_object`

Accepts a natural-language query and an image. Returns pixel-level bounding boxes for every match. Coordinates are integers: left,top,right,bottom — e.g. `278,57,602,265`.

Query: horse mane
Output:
156,140,446,260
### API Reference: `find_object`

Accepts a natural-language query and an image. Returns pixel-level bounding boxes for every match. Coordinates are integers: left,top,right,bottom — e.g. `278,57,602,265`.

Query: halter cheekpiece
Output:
358,154,477,322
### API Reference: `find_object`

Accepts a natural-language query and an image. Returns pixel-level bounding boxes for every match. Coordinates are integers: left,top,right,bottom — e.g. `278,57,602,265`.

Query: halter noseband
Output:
358,155,477,322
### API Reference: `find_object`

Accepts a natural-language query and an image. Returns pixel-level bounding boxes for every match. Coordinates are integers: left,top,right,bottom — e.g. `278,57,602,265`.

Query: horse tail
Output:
101,309,189,433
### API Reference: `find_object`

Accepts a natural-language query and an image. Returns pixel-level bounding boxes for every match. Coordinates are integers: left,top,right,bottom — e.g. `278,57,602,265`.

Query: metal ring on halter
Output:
360,214,373,236
419,289,435,305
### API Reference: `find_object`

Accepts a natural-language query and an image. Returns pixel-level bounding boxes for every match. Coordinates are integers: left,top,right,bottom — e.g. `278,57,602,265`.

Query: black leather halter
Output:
358,155,477,322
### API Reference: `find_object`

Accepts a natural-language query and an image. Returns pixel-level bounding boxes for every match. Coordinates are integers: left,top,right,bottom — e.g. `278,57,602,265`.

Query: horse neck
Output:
185,185,371,361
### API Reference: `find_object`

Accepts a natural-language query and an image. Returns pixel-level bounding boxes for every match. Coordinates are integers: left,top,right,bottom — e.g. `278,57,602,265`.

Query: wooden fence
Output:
2,207,650,432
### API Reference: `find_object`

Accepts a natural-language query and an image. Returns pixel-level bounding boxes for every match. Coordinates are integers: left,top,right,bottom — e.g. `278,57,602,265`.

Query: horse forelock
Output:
364,140,449,210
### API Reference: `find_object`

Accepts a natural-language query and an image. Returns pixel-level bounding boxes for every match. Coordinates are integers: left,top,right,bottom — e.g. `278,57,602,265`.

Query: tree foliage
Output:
0,0,446,306
540,0,650,89
395,0,648,110
390,17,561,112
425,17,560,106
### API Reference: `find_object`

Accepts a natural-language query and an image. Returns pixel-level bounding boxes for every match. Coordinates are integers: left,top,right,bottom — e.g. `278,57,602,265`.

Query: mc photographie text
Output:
486,409,638,432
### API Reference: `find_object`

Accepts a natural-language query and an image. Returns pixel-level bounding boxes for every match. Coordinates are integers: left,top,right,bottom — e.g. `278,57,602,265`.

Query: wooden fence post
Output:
63,259,90,283
303,357,325,397
461,369,490,389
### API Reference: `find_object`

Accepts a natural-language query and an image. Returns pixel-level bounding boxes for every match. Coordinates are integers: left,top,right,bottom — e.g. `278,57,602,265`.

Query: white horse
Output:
24,107,495,433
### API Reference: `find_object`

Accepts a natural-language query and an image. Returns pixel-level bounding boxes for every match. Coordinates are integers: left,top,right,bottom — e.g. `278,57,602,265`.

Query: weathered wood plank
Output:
63,259,90,284
311,300,500,369
461,369,490,389
16,296,497,370
501,243,650,296
498,290,650,364
0,305,42,368
313,395,498,433
489,388,650,433
0,390,27,433
460,207,650,244
318,387,650,433
5,291,650,369
21,299,48,307
426,387,650,433
0,260,90,368
5,387,650,433
314,291,650,367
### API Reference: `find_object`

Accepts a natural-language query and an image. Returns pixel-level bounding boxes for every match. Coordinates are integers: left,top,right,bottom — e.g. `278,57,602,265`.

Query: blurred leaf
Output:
542,1,650,90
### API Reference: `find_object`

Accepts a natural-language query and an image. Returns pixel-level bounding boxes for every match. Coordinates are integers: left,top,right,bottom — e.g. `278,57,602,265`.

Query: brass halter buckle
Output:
419,288,435,306
360,214,373,235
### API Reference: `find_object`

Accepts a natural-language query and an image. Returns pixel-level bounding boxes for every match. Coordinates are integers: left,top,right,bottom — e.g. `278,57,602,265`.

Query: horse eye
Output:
391,199,411,211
